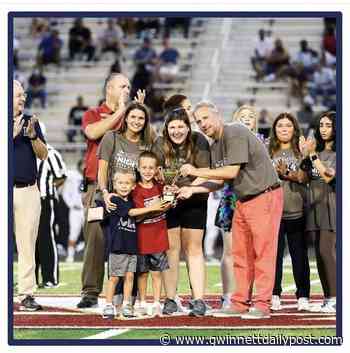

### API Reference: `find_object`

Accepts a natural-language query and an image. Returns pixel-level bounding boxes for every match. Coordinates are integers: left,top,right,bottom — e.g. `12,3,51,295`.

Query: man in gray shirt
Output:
179,101,283,319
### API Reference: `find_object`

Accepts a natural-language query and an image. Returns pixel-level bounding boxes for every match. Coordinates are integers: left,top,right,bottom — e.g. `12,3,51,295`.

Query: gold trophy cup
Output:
162,169,180,202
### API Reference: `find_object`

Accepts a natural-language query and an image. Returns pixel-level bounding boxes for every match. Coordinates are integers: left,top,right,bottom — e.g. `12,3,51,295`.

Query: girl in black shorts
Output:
152,108,211,317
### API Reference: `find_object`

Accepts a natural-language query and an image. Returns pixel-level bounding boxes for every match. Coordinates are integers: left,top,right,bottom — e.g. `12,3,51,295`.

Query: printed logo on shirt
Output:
118,217,136,232
143,194,166,224
112,151,138,171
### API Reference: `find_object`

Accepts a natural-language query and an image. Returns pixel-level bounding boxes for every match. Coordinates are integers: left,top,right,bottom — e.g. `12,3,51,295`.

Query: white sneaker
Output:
271,295,282,311
136,301,148,316
220,296,231,310
320,299,336,313
174,295,186,312
297,297,310,311
149,302,162,317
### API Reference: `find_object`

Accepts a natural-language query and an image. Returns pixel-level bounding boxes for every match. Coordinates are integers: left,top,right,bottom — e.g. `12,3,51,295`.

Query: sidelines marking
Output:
83,329,130,339
14,325,336,330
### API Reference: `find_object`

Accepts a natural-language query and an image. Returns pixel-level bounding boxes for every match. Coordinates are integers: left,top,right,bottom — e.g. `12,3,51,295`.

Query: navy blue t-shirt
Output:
105,196,137,255
14,114,46,184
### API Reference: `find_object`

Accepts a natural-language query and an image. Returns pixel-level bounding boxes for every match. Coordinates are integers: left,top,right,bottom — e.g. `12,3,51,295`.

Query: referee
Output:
35,123,67,288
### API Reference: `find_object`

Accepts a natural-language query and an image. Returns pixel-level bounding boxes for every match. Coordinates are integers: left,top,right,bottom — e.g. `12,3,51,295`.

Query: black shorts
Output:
166,194,208,230
137,252,169,273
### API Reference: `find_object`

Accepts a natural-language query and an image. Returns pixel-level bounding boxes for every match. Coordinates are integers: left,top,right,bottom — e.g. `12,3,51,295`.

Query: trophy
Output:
162,168,180,202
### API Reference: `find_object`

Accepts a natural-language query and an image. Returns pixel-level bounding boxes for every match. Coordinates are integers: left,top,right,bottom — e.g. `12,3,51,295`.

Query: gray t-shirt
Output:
211,123,279,200
151,131,211,188
272,148,306,220
98,131,149,189
306,149,336,231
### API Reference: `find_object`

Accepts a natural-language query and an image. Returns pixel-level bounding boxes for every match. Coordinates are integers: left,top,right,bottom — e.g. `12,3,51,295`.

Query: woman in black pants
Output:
299,111,336,313
269,112,310,311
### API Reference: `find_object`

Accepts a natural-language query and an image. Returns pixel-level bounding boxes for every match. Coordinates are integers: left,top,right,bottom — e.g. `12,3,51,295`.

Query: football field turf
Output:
11,261,338,342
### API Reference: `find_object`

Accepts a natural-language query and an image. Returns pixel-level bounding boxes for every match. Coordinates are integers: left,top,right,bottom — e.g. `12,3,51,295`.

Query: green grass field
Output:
12,261,337,342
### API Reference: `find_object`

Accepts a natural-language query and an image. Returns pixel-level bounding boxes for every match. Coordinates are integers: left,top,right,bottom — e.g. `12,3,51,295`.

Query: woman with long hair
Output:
299,111,336,313
269,112,310,311
152,108,211,317
97,101,154,312
215,105,265,309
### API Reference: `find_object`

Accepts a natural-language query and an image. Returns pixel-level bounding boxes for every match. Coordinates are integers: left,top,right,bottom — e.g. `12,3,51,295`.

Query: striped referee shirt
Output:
37,144,67,199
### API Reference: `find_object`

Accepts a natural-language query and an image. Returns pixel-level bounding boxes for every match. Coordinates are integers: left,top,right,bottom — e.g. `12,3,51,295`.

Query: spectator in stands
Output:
285,40,319,104
66,96,89,142
130,64,153,101
158,37,180,82
133,37,158,73
135,18,161,39
110,57,122,74
25,68,47,109
164,18,191,39
68,18,96,62
98,19,124,59
251,29,273,80
37,29,63,68
263,38,290,82
14,37,20,70
322,26,336,67
305,61,336,108
29,18,49,39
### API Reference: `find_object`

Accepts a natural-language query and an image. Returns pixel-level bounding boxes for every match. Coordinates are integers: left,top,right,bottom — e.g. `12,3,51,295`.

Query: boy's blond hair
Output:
112,169,137,183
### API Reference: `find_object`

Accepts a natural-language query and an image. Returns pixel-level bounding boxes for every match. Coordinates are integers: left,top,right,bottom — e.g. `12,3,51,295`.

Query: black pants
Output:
310,230,336,298
273,217,310,298
35,197,59,285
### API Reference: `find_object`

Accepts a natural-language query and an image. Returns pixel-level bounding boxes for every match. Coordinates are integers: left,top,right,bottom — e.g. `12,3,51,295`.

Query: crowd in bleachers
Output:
249,18,336,126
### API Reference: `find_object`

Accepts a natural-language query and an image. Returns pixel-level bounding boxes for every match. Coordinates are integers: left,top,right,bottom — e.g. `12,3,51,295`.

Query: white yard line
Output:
83,329,130,339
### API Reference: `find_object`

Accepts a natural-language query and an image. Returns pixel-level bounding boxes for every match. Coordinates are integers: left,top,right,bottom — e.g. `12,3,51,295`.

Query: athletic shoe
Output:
121,304,134,318
102,304,115,319
136,303,148,316
19,295,43,311
189,299,206,317
241,307,270,319
189,299,212,312
174,295,186,312
162,298,178,315
271,295,282,311
297,297,310,311
43,281,60,289
150,302,162,317
320,300,336,313
220,296,232,310
77,296,98,309
212,307,246,317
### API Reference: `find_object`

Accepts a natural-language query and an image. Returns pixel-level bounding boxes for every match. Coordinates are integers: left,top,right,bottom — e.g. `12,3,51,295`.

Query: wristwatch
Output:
310,154,318,162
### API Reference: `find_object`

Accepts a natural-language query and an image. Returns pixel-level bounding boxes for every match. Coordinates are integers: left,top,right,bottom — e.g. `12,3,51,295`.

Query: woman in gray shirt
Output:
269,113,310,312
299,111,336,313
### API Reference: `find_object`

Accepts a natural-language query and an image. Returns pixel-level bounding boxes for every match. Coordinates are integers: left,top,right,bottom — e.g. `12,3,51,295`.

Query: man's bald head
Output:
104,73,130,107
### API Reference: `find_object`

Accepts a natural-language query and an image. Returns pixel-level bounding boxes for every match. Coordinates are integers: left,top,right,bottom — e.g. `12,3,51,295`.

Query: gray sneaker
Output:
122,304,134,318
189,299,206,317
102,305,115,319
162,298,178,315
241,307,270,319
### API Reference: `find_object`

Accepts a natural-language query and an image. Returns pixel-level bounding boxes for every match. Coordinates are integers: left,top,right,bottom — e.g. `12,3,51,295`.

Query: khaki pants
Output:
14,184,41,297
81,183,105,298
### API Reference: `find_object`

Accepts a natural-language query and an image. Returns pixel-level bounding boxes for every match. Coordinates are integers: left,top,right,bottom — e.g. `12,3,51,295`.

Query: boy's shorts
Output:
137,252,169,273
109,253,137,277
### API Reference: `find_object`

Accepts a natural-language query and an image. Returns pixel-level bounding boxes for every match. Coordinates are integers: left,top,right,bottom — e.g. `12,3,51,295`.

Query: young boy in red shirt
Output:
132,151,172,316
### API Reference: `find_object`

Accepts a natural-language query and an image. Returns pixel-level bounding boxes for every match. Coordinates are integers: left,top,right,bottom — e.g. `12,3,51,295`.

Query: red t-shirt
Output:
132,182,169,255
82,103,123,182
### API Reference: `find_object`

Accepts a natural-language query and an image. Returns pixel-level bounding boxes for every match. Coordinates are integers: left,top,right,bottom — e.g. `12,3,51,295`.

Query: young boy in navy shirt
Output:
102,169,170,319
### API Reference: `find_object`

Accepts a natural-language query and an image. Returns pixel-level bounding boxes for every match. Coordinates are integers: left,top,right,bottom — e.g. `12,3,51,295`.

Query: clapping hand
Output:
26,115,38,139
299,136,308,157
13,117,24,139
276,159,288,177
306,136,317,154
